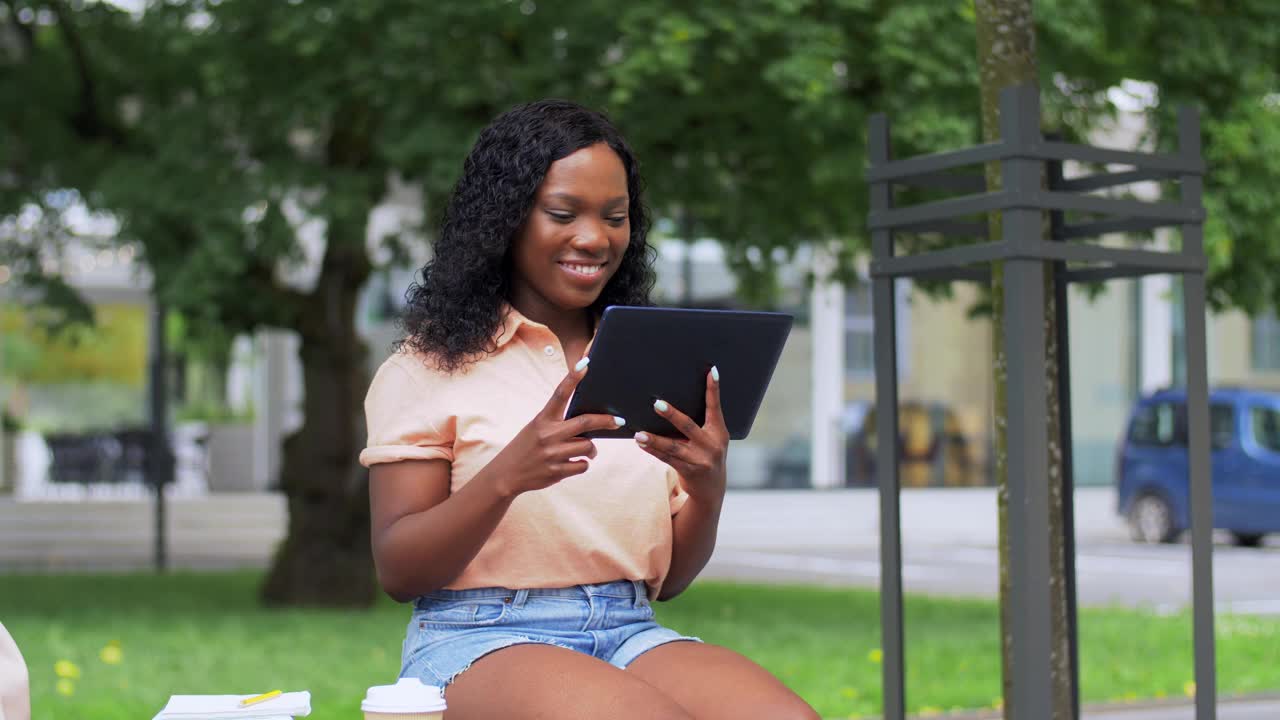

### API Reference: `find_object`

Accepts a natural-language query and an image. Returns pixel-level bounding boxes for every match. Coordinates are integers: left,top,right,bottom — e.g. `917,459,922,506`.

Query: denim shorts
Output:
400,579,701,688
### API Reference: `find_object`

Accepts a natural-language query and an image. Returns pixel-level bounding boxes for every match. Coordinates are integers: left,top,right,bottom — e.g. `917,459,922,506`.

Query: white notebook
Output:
152,691,311,720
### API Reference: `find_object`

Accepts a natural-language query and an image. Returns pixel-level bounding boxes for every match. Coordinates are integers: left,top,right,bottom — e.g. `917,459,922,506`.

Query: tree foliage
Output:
3,0,1279,607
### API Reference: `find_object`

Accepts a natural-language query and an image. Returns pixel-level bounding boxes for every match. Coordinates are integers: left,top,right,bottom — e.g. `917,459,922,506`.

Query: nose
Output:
571,220,610,253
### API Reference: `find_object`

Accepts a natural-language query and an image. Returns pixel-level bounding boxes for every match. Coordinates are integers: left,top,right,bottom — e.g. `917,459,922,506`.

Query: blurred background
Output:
0,0,1278,566
6,2,1280,717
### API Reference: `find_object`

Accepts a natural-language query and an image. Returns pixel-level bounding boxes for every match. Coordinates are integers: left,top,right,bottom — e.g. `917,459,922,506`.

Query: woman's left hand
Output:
634,367,728,501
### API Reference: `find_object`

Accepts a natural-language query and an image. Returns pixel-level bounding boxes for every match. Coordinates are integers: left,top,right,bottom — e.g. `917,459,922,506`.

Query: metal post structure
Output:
1178,104,1217,720
1046,133,1082,720
999,86,1055,718
865,83,1213,720
869,112,906,720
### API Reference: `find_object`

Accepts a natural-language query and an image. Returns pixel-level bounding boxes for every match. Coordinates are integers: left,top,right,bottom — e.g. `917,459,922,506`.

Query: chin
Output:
552,288,603,310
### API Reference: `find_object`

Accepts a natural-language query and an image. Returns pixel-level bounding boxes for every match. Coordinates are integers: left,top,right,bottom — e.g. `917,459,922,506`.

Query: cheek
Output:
611,225,632,255
515,220,559,264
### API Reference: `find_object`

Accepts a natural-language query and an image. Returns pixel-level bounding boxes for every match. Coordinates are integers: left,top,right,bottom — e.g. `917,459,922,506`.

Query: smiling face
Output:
507,142,631,321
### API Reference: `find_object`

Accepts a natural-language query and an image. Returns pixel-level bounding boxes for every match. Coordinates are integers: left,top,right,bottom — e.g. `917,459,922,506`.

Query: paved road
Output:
4,487,1279,615
910,694,1280,719
704,541,1280,615
702,487,1280,616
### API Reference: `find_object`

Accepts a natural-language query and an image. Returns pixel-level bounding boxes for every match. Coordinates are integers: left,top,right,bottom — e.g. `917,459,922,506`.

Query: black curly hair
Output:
397,99,655,373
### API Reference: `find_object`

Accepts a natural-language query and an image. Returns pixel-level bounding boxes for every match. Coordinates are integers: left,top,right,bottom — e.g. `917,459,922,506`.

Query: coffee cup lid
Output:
361,677,447,713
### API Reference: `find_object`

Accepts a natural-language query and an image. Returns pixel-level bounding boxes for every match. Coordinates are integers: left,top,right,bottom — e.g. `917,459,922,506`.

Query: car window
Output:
1129,401,1233,448
1129,403,1179,446
1250,406,1280,452
1210,404,1235,450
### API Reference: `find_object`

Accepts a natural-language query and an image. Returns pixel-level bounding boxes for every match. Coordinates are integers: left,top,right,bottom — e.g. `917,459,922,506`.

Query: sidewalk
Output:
898,693,1280,719
714,486,1128,552
0,487,1127,570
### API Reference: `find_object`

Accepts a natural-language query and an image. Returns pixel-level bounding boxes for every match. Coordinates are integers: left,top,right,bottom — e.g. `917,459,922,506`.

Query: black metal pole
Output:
1000,83,1056,719
1047,133,1082,720
1178,106,1217,720
148,298,171,573
868,112,906,720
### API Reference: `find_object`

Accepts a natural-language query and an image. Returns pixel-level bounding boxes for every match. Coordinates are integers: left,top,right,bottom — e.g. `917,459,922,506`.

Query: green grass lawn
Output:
3,572,1279,719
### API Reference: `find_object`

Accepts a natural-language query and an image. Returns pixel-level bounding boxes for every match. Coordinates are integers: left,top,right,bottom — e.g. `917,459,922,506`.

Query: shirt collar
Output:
493,303,538,348
493,302,602,350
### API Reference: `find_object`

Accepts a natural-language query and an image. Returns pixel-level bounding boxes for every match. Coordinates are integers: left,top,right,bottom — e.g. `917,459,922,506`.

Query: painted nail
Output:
614,416,626,427
654,399,669,413
711,366,720,382
574,356,590,372
635,432,650,445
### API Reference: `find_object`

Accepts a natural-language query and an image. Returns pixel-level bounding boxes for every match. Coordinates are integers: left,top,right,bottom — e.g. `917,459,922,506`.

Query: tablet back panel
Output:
565,306,793,440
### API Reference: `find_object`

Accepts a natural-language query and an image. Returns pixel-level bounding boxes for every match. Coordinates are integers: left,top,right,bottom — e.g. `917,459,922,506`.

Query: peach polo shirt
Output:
360,305,689,599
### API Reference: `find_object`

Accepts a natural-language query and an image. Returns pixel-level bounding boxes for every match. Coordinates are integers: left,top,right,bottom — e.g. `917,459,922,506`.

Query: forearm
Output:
374,469,516,601
657,492,724,601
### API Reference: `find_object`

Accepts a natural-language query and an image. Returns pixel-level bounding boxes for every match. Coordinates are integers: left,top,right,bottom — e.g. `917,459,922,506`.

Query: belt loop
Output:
512,589,530,608
632,580,647,608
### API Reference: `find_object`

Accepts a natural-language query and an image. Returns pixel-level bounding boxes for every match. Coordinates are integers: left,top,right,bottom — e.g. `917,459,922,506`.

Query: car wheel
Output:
1128,494,1177,544
1230,532,1265,548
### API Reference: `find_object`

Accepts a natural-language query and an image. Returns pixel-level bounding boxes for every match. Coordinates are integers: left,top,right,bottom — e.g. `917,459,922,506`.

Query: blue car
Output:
1117,387,1280,546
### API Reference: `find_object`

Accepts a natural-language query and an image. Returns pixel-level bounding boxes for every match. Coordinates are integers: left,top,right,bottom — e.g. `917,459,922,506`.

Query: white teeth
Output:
562,263,602,276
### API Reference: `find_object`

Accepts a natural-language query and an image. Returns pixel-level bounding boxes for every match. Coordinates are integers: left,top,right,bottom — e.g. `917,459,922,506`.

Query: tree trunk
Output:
975,1,1071,718
260,232,375,607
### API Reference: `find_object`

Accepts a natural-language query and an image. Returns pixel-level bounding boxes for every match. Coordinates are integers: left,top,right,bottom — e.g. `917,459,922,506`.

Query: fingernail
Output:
635,431,650,445
711,366,720,382
614,416,626,427
575,356,590,372
654,399,669,413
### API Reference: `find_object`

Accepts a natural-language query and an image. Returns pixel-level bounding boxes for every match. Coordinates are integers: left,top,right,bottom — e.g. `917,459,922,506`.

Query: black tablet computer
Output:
564,306,793,440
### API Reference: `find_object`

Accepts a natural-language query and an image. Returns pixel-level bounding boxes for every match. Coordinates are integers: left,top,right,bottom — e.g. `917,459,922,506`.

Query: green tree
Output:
974,2,1280,717
974,2,1072,716
2,0,985,607
4,0,1279,636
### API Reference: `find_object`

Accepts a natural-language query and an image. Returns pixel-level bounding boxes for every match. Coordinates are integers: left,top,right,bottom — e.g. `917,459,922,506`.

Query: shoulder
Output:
372,348,452,388
369,346,502,396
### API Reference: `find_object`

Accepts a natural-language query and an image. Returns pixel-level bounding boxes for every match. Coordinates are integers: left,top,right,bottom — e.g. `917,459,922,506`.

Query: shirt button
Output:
543,345,556,357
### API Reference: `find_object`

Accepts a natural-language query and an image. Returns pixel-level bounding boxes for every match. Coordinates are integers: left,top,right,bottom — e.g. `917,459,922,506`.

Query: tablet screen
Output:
564,306,793,440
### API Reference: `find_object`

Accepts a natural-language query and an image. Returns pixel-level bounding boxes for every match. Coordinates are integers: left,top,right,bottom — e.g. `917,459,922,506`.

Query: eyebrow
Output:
546,192,629,208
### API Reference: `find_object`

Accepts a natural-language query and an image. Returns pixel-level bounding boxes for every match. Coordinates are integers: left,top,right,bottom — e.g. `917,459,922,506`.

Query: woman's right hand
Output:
485,358,624,499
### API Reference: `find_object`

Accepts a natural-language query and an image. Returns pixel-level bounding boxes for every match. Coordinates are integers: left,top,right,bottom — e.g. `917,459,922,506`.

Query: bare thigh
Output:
626,641,820,720
444,643,694,720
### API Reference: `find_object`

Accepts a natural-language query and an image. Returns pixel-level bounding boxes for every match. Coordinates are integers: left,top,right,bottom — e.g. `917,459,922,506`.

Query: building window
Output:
845,280,910,380
1252,314,1280,372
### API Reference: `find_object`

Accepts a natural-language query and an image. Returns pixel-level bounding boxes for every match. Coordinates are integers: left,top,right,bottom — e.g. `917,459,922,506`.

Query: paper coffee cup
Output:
362,677,447,720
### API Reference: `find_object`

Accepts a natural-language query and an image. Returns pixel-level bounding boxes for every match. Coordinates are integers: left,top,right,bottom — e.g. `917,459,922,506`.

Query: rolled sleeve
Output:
359,356,454,468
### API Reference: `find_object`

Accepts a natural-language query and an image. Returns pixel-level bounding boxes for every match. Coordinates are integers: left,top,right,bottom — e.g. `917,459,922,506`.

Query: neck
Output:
508,291,594,346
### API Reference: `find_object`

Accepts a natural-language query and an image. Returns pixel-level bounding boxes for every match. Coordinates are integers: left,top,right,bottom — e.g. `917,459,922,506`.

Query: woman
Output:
362,99,818,719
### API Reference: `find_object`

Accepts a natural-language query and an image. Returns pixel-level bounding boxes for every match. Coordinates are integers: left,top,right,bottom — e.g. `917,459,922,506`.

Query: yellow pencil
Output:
239,690,283,707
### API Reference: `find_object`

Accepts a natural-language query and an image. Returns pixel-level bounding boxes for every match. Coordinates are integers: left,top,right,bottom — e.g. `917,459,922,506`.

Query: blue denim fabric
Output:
400,580,700,688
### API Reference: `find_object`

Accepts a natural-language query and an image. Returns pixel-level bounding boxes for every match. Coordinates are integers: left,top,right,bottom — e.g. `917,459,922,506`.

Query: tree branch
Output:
48,0,127,145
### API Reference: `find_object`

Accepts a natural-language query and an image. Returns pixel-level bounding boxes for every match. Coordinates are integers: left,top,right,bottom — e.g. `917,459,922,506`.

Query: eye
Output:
545,210,574,223
606,215,628,226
